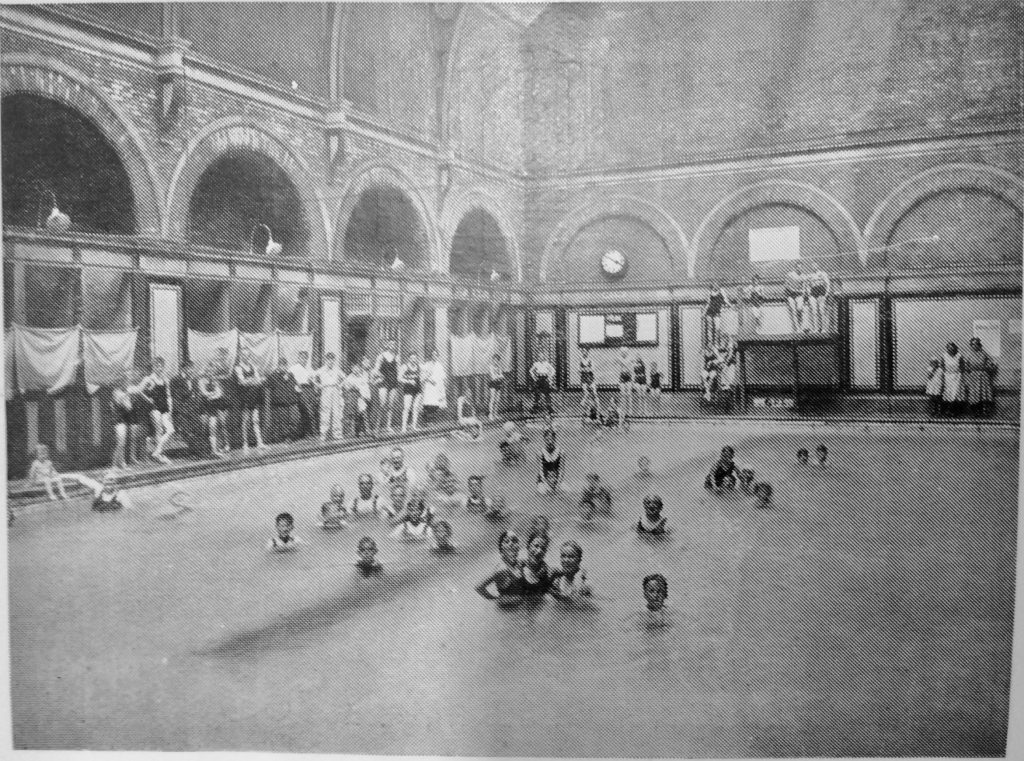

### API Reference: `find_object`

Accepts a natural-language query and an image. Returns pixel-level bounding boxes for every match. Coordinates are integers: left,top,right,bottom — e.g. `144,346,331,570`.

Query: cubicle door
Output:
150,283,183,374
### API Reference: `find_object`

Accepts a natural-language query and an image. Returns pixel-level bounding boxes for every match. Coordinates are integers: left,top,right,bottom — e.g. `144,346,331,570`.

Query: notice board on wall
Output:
577,312,659,348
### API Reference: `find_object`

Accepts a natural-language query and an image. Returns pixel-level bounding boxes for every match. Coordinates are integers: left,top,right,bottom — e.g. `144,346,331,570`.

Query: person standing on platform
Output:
170,360,205,457
742,274,766,334
267,357,300,443
373,339,401,434
806,261,832,333
290,350,317,440
315,352,345,443
530,348,555,415
703,281,732,346
141,357,175,464
421,348,448,425
784,261,807,333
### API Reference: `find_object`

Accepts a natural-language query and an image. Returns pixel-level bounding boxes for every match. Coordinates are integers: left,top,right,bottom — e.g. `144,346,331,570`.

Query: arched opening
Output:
187,150,309,255
343,184,429,270
556,214,672,284
450,208,510,279
877,189,1023,271
1,93,136,233
708,203,857,282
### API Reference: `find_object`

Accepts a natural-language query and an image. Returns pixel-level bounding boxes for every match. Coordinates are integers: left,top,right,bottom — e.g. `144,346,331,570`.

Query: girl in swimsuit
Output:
637,495,667,534
705,445,739,491
451,396,484,441
430,520,457,554
550,541,592,601
141,357,175,464
784,262,807,332
268,512,301,552
579,347,598,408
463,474,490,515
616,347,633,417
475,531,524,602
518,531,552,596
632,357,647,397
704,281,732,346
647,361,662,398
235,348,268,454
487,353,504,421
198,360,230,458
391,488,434,540
537,431,564,495
320,484,349,530
806,261,831,333
355,536,383,576
743,274,766,333
399,351,423,433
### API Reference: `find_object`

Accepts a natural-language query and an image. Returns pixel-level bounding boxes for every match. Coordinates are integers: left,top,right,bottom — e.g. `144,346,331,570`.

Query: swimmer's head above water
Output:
275,512,295,541
498,531,520,566
643,573,668,611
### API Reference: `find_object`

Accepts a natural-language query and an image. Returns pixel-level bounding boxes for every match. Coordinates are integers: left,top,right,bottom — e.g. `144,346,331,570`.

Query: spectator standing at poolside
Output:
963,337,997,417
289,351,318,439
267,357,300,443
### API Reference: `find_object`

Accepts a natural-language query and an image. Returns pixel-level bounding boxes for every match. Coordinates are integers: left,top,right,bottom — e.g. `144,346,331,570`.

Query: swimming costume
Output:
379,354,398,390
649,371,662,390
237,364,264,410
619,371,631,383
540,447,562,479
518,561,551,596
401,363,421,397
633,359,646,385
746,285,764,307
579,357,594,385
637,516,666,535
705,291,726,317
147,376,170,414
710,459,739,486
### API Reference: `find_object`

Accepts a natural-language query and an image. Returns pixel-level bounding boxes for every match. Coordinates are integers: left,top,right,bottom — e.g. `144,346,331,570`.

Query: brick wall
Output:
524,0,1024,173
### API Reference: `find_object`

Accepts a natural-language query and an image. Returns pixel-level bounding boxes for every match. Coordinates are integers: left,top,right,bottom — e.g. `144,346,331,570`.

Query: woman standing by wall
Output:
963,337,997,417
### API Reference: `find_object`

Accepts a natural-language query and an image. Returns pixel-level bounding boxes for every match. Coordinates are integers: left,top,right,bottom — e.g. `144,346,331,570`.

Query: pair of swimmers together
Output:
703,445,774,509
475,528,591,603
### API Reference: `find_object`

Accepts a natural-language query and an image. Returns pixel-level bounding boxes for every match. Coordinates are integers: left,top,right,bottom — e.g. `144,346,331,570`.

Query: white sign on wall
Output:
749,226,800,262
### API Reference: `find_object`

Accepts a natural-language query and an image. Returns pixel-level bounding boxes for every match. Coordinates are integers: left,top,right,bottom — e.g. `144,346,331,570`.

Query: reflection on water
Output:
8,423,1018,757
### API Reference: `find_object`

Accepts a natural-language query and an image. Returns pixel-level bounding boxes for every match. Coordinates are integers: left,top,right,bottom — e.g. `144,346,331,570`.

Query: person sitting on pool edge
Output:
637,495,668,534
704,446,740,492
430,520,456,554
549,540,592,601
475,531,524,602
320,484,349,530
536,430,564,495
580,473,612,515
354,536,383,576
268,512,300,552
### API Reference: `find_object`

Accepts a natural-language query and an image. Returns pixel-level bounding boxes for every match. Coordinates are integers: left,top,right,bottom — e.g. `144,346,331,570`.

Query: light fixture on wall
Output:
390,255,407,272
251,223,283,256
38,187,71,232
490,269,501,282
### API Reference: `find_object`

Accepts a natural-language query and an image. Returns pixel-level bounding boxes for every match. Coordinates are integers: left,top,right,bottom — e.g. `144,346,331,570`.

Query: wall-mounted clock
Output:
600,249,628,280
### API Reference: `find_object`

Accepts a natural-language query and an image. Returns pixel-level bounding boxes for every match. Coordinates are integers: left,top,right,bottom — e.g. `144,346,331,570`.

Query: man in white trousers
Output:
314,352,345,443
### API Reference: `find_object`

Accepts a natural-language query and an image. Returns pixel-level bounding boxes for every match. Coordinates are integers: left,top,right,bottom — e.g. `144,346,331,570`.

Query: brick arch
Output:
540,194,691,280
332,160,442,269
865,163,1024,250
164,118,331,258
691,180,865,271
440,185,522,280
1,54,163,235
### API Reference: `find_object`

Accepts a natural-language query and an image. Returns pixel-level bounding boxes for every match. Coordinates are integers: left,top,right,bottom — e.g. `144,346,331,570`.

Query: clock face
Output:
601,249,627,278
